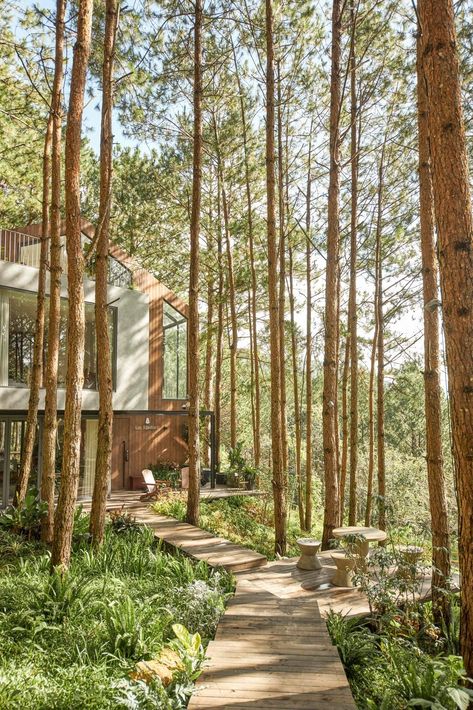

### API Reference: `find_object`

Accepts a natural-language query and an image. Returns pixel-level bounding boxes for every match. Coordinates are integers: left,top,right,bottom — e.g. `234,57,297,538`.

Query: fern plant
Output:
326,610,379,679
385,641,473,710
103,596,147,659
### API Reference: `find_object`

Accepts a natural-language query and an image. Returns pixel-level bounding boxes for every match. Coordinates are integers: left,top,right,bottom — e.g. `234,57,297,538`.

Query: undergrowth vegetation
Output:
0,516,233,709
327,598,471,709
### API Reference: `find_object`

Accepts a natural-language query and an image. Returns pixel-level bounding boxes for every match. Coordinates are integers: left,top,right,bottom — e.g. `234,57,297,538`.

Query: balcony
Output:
0,228,133,290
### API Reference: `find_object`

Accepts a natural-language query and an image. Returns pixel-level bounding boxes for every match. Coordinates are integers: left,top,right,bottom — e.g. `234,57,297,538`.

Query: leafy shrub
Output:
20,567,95,625
108,506,142,535
72,505,92,545
169,623,205,682
170,578,227,640
0,488,47,539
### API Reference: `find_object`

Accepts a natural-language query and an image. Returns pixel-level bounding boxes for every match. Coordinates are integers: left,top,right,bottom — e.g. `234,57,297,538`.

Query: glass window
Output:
0,287,116,390
163,301,187,400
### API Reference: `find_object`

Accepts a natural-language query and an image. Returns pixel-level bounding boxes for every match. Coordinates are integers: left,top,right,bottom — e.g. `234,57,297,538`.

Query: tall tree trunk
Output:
186,0,203,526
41,0,67,544
322,0,342,549
416,23,451,626
289,244,303,528
364,317,378,526
304,129,313,531
15,116,53,506
277,60,288,474
214,175,224,471
266,0,286,555
347,5,358,526
203,233,214,468
418,0,472,659
221,166,238,452
339,333,350,523
89,0,119,546
375,146,386,534
51,0,94,570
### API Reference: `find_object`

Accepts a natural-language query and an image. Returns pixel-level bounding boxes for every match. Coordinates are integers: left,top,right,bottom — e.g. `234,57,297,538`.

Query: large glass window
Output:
163,301,187,400
0,287,116,390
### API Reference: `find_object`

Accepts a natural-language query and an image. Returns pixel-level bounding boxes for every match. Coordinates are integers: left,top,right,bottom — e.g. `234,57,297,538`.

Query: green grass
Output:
0,521,233,709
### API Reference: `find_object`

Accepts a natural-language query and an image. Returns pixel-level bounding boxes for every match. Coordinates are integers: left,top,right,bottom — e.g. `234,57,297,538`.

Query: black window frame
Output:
162,299,188,400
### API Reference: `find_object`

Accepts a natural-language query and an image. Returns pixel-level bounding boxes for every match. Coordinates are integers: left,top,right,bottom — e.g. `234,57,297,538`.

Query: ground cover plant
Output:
0,514,233,709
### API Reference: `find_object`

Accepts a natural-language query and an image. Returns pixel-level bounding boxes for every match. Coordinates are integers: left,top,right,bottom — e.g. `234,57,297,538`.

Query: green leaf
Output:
446,687,472,710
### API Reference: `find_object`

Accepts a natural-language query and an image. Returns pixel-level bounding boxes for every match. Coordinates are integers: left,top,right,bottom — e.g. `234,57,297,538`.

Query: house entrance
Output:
111,417,130,490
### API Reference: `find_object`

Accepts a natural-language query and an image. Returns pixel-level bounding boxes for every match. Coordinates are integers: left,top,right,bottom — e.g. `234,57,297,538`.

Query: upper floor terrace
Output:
0,227,133,290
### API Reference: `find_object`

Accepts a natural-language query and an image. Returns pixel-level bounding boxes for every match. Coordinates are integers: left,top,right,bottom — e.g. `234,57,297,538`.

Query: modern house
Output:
0,222,212,508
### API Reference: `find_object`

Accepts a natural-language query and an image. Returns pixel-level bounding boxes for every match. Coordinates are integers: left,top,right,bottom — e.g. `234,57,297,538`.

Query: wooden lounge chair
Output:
139,469,172,502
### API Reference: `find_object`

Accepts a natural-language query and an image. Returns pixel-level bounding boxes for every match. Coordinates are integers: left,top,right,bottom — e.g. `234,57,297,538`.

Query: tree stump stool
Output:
331,552,356,588
296,538,322,571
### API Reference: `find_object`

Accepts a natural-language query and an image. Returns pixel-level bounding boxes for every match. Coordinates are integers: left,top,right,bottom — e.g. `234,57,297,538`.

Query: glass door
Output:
0,420,41,507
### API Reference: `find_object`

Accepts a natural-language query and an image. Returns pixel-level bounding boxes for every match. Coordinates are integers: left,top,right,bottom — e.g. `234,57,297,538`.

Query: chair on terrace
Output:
139,469,172,502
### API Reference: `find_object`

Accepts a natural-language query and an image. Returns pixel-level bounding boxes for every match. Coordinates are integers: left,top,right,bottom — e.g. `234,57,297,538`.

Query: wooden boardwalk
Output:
126,507,356,708
134,509,268,573
189,578,356,709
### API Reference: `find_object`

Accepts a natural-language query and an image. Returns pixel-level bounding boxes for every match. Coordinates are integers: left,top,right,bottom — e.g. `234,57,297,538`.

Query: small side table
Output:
296,538,322,571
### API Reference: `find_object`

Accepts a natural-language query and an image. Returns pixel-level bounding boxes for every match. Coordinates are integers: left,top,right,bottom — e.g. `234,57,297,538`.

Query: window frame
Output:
161,299,188,401
0,285,118,391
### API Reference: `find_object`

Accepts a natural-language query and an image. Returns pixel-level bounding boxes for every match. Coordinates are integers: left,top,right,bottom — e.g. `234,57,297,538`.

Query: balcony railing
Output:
0,228,133,289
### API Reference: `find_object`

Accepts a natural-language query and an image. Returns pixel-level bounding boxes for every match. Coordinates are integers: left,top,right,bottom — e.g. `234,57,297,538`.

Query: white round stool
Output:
331,552,356,587
296,538,322,571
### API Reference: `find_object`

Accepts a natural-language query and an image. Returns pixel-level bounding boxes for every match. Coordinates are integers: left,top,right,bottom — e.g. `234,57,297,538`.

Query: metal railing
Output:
0,228,132,289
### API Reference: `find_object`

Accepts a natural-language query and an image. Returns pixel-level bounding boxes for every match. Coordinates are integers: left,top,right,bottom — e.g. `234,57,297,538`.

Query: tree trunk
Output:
364,318,378,526
304,129,313,532
89,0,119,546
416,22,451,626
214,175,224,471
322,0,342,549
41,0,67,544
277,60,288,475
186,0,203,526
339,334,350,524
347,5,358,526
220,157,238,452
418,0,472,657
203,232,214,468
51,0,94,571
15,116,52,506
266,0,286,555
375,146,386,534
289,244,303,528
